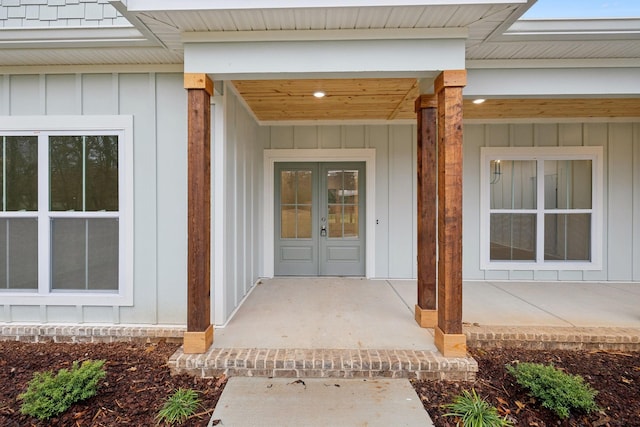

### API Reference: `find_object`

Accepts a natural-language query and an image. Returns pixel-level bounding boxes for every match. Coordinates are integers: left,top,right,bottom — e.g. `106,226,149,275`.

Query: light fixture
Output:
313,91,326,98
472,98,486,104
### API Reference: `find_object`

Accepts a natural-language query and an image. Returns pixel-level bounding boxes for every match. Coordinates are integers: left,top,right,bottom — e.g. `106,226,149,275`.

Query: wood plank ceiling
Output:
233,79,640,122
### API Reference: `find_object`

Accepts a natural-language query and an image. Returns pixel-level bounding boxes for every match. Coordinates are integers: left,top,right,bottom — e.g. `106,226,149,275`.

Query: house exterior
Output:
0,0,638,356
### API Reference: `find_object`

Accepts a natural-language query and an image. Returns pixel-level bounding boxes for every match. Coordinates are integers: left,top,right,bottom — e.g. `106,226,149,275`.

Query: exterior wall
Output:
263,124,418,279
463,121,640,282
0,1,127,28
0,72,188,325
215,84,265,324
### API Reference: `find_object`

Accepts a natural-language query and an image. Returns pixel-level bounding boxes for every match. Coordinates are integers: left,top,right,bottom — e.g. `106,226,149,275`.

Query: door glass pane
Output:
51,218,119,291
490,160,536,209
326,169,359,239
328,204,342,237
280,169,313,239
343,170,358,204
297,171,312,204
297,205,312,238
544,213,591,261
544,160,592,209
50,136,83,211
490,213,536,261
343,205,358,237
281,206,296,238
86,135,118,211
0,218,38,290
327,170,342,204
3,136,38,211
280,171,296,205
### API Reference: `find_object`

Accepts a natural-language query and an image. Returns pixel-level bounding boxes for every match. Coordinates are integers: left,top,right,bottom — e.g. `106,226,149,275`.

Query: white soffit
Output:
499,18,640,41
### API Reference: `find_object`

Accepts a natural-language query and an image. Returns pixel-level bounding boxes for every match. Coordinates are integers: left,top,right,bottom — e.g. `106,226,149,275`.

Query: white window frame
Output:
0,116,133,306
480,146,603,271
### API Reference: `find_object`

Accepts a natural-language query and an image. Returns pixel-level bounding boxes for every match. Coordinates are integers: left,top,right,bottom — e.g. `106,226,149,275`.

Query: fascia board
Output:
182,28,468,43
465,67,640,96
495,18,640,41
0,27,154,49
125,0,526,12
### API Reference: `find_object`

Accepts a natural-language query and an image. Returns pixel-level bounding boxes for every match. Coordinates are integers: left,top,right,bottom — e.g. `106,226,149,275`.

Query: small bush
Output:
156,388,201,425
444,388,513,427
506,362,599,419
19,359,106,420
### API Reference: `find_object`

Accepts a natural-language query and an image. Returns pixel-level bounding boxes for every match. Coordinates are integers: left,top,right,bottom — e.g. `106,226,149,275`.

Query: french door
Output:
274,162,365,276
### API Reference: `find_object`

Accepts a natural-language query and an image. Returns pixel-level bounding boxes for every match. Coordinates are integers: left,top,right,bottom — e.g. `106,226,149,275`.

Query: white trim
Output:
465,117,640,125
0,116,134,306
0,65,183,75
212,95,227,325
263,149,376,278
467,58,640,69
127,0,525,11
480,146,603,271
0,27,155,49
182,28,468,43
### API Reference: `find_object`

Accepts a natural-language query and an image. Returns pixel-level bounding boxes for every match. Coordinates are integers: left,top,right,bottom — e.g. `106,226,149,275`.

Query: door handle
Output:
320,225,327,237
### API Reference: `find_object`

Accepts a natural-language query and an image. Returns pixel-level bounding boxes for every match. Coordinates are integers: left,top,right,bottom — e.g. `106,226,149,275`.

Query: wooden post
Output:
415,95,438,328
183,73,214,354
434,70,467,357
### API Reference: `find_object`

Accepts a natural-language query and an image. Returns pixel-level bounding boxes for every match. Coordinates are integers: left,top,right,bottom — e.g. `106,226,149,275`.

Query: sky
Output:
521,0,640,19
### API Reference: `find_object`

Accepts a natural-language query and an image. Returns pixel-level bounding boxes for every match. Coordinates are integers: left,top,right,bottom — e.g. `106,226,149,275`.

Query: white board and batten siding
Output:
214,84,265,325
0,72,189,325
463,122,640,282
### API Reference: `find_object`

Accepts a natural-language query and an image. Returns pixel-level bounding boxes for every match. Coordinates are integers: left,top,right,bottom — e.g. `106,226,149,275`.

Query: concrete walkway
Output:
211,377,433,427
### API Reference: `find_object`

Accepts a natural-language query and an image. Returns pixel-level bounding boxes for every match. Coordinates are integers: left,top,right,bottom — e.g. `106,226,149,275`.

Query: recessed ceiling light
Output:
472,98,486,104
313,91,326,98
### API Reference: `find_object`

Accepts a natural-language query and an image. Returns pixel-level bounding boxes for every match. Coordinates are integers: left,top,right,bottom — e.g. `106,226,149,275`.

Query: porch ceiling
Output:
232,78,640,122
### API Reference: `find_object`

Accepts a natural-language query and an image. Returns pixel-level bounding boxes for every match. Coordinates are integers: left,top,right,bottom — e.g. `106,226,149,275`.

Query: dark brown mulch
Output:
414,348,640,427
0,341,225,426
1,341,639,426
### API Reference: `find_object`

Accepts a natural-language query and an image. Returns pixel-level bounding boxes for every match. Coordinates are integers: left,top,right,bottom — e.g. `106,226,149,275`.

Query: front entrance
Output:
275,162,365,276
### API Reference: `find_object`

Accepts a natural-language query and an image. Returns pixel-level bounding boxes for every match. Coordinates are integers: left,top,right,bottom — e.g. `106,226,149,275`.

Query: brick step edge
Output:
465,325,640,351
168,347,478,381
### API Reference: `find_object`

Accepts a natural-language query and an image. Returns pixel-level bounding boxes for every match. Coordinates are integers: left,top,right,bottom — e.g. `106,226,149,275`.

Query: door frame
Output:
263,149,376,278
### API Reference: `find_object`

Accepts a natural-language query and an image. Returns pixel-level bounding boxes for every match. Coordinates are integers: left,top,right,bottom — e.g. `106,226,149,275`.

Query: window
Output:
480,147,602,270
0,116,132,305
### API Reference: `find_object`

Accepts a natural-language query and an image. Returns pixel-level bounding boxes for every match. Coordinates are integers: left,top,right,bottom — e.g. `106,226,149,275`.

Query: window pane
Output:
0,218,37,290
280,206,296,238
280,171,295,205
327,170,342,204
86,136,118,211
87,219,119,290
490,160,536,209
297,171,312,205
544,160,592,209
328,204,342,237
343,205,358,237
4,136,38,211
343,170,359,204
51,218,118,290
50,136,83,211
297,205,312,238
545,214,591,261
490,213,536,261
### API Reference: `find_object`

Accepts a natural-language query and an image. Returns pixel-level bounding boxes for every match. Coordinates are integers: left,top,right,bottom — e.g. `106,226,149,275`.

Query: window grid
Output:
481,147,602,270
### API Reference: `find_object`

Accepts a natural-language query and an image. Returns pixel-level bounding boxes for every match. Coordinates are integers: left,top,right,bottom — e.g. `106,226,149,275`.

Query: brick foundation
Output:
0,324,185,344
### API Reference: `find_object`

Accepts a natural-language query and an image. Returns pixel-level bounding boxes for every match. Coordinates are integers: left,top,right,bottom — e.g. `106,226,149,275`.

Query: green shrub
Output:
19,359,106,420
444,388,513,427
156,388,201,425
506,362,599,419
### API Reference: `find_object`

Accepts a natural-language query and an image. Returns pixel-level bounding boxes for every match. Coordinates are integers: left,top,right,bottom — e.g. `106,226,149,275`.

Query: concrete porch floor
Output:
169,278,640,380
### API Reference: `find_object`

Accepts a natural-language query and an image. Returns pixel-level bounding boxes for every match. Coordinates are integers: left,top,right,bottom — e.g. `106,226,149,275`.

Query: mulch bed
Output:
0,341,638,426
